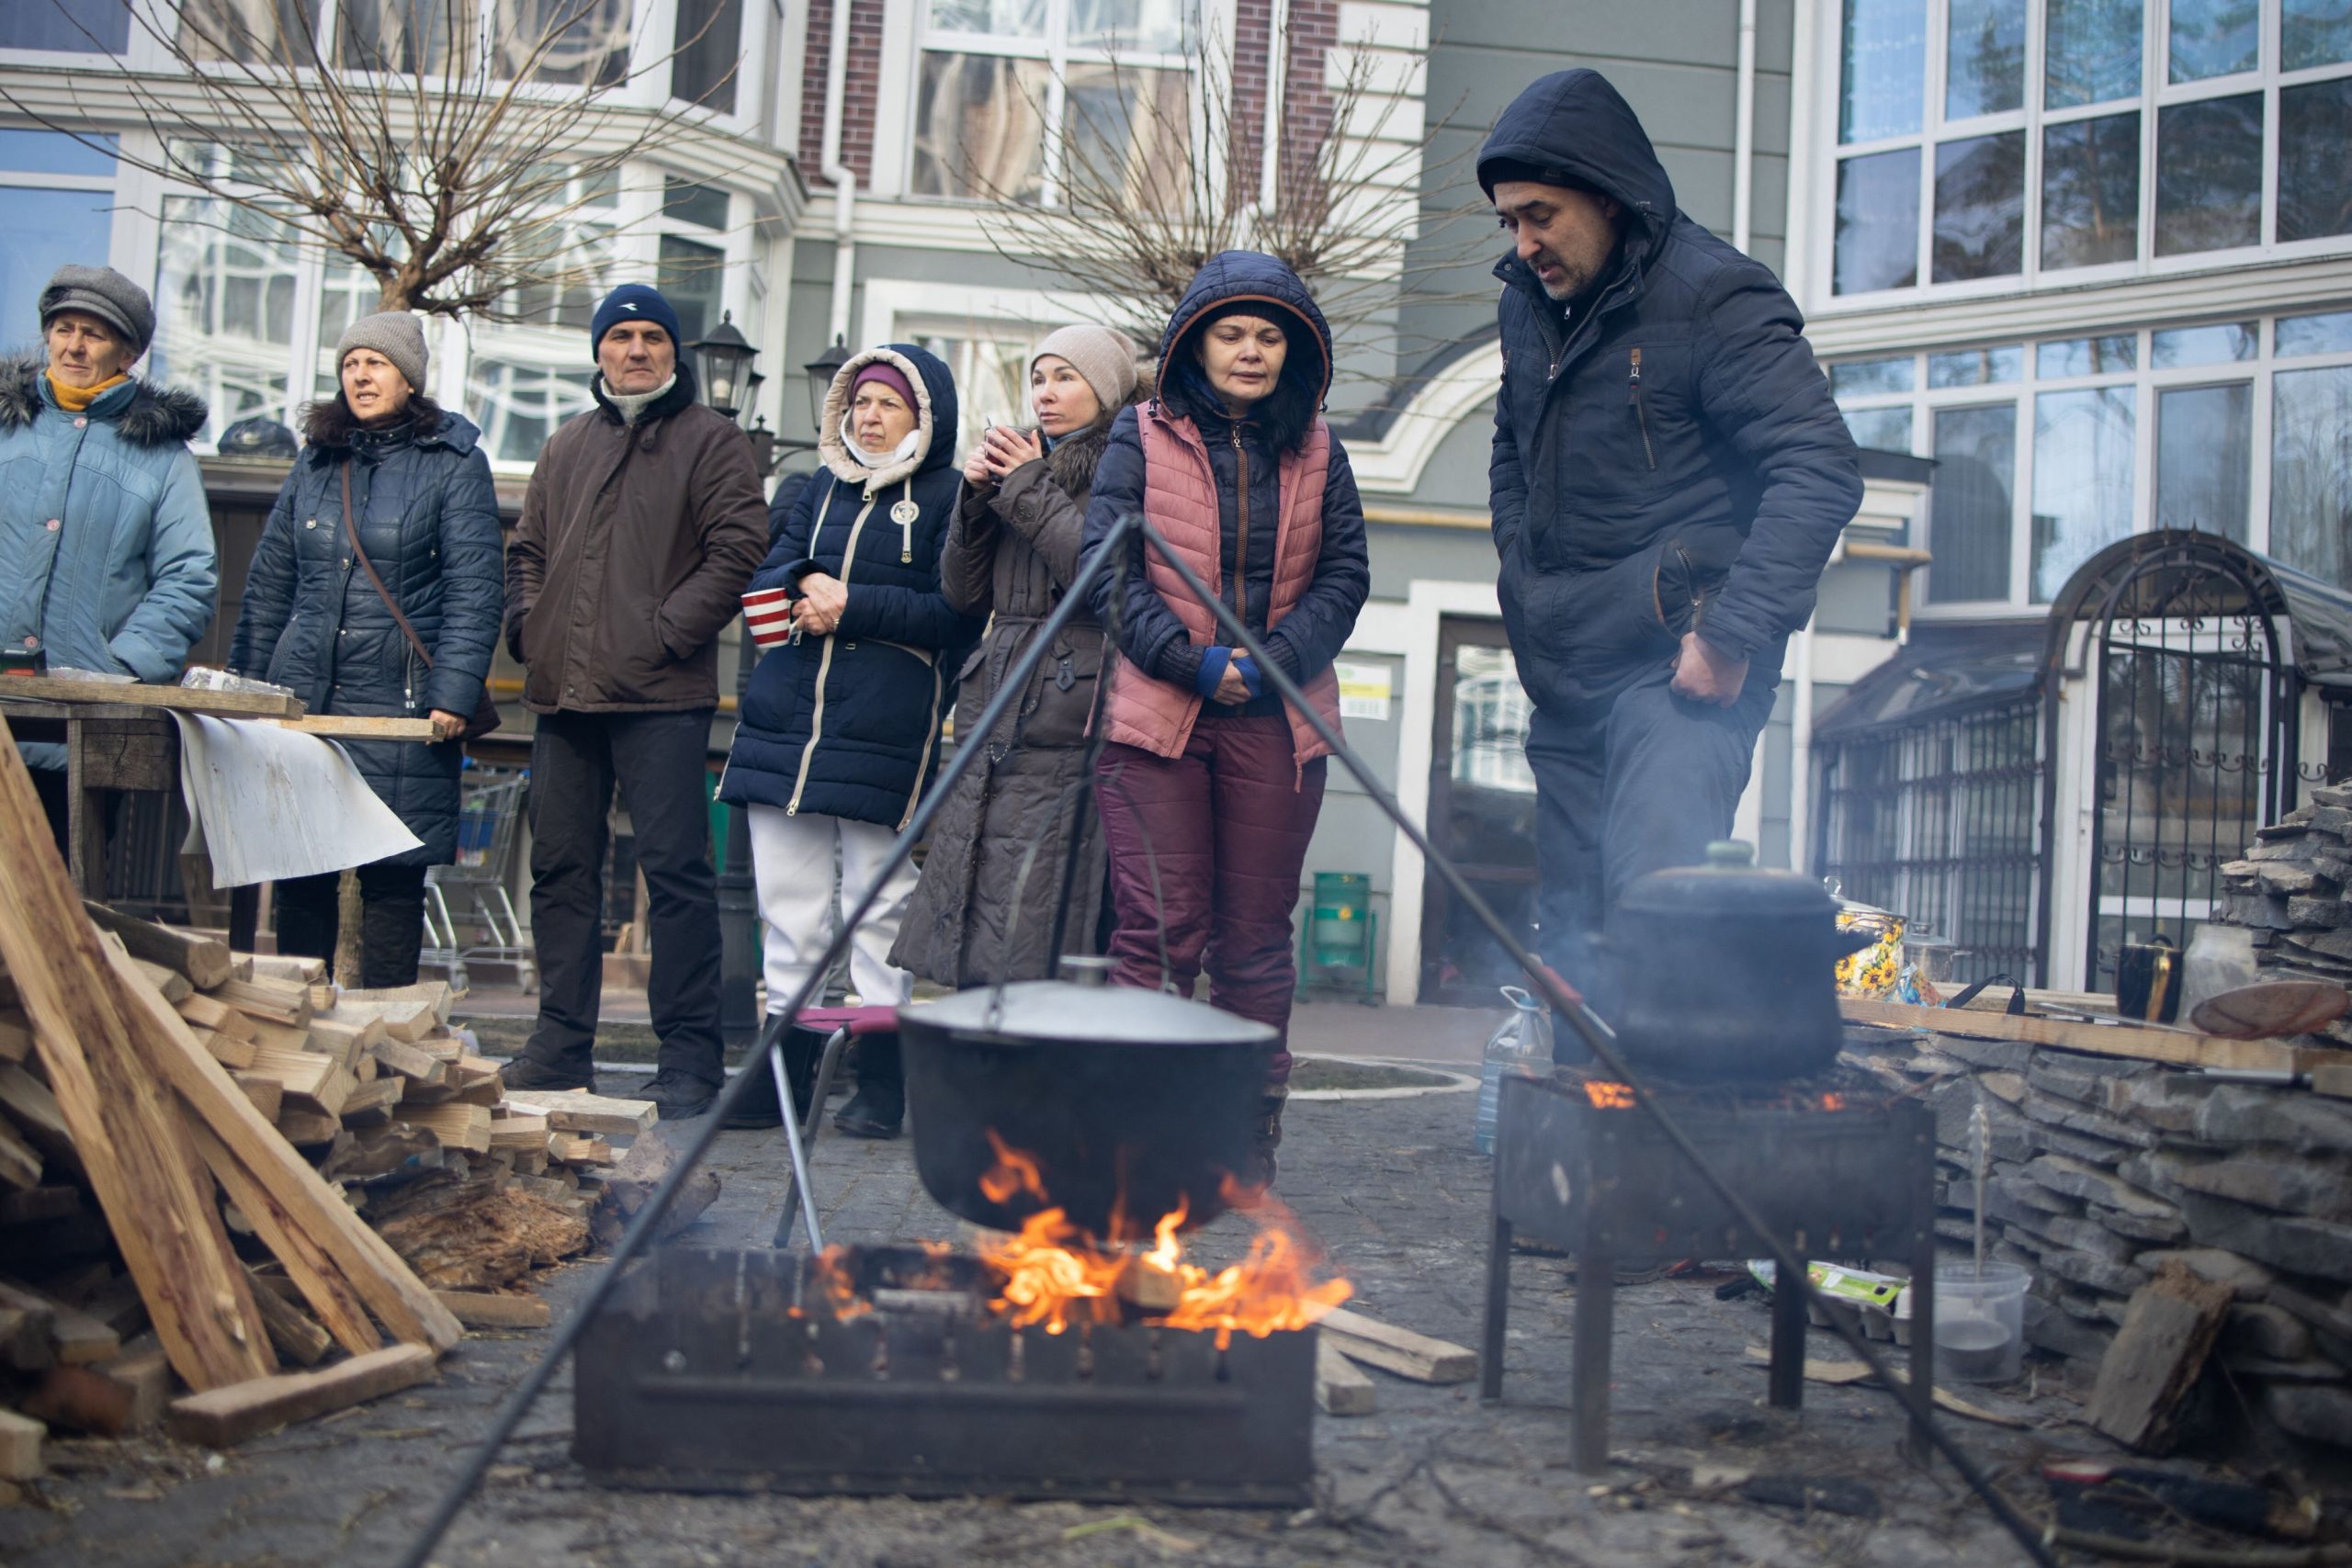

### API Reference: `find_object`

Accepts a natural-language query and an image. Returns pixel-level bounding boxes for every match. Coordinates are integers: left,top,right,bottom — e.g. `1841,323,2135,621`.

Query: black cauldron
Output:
899,968,1277,1241
1601,840,1875,1081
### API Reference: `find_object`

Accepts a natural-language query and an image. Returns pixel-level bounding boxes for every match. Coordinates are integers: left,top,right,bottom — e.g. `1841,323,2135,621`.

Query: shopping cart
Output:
420,764,535,994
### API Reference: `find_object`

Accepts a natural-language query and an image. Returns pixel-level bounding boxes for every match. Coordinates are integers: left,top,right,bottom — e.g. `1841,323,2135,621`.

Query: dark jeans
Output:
1527,667,1776,1022
1095,713,1326,1083
276,862,430,989
525,708,724,1087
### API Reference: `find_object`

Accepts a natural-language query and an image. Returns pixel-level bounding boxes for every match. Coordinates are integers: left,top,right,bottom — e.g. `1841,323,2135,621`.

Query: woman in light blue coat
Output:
0,265,219,842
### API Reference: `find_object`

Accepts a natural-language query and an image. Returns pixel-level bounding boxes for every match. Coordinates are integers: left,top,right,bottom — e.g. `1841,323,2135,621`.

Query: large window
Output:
910,0,1194,207
1830,0,2352,297
1,0,130,51
1830,308,2352,604
0,132,116,333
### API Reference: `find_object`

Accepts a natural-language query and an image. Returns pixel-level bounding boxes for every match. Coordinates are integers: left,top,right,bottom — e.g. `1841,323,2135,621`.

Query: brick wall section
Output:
1227,0,1341,209
797,0,886,184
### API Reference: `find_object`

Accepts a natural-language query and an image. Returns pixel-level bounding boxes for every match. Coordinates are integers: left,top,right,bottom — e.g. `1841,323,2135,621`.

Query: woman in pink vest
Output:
1078,252,1371,1188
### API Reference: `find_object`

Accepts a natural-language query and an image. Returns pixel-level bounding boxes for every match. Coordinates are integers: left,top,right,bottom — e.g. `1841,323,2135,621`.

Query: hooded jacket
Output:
228,409,503,864
503,360,770,713
888,392,1133,987
1481,70,1861,710
0,355,217,709
718,344,983,829
1080,252,1370,768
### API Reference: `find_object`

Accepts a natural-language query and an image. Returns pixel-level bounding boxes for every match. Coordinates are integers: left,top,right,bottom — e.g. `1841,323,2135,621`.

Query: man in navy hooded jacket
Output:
1480,69,1861,999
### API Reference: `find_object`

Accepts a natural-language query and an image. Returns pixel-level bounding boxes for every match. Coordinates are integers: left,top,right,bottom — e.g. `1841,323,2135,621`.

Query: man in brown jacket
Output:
503,283,769,1119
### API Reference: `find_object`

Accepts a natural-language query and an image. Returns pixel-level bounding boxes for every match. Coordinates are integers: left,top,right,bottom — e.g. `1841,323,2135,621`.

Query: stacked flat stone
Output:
1859,1013,2352,1455
2215,781,2352,1048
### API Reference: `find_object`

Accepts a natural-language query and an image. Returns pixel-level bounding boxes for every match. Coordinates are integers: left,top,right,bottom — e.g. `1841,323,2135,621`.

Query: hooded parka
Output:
0,354,217,769
1481,69,1861,710
888,390,1135,988
229,409,504,864
718,344,982,829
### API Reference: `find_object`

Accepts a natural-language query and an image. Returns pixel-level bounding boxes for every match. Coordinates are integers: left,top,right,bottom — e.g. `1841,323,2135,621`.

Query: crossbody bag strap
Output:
341,457,435,671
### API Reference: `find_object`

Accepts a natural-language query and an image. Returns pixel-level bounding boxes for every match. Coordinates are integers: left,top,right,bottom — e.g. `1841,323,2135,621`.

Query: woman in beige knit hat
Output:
888,322,1142,993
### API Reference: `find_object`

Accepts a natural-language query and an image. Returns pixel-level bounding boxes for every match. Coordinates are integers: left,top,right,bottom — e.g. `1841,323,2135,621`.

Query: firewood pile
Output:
0,721,664,1490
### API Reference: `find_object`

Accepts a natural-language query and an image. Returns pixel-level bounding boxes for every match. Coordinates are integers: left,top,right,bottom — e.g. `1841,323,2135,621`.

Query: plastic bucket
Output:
1933,1261,2030,1382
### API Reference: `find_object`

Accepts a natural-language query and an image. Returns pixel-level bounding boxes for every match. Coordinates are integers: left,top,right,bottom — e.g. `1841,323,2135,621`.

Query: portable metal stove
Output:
574,1245,1317,1506
1481,1071,1939,1471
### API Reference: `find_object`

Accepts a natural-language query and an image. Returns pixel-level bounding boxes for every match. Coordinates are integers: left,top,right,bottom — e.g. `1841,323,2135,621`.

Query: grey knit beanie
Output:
40,264,155,358
335,310,429,394
1032,323,1139,412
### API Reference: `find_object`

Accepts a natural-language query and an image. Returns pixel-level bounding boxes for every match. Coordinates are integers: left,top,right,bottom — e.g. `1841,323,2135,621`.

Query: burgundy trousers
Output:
1094,714,1328,1083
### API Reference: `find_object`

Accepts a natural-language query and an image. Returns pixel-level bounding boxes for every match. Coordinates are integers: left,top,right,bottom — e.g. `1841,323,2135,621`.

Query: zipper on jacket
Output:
785,491,875,814
1629,348,1657,471
1231,422,1250,631
898,479,914,563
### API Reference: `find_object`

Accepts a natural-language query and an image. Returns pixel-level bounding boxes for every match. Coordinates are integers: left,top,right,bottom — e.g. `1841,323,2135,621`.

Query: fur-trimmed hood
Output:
0,353,208,447
1042,385,1142,495
817,343,960,494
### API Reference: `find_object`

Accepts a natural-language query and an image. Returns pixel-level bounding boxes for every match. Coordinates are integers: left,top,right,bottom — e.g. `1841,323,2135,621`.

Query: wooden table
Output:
0,696,180,899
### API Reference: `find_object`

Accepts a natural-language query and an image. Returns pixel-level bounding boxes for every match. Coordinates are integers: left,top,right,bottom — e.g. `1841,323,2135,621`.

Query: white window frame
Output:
888,0,1230,208
1828,307,2352,614
1806,0,2352,316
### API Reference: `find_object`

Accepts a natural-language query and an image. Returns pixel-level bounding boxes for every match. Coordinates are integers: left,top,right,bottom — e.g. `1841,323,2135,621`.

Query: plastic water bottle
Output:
1474,986,1551,1154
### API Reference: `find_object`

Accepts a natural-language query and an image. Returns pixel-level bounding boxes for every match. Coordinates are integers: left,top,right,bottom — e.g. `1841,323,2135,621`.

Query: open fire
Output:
814,1130,1352,1347
1579,1077,1849,1113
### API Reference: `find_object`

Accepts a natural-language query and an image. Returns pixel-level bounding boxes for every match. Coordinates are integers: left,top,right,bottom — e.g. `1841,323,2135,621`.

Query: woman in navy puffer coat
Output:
230,313,503,988
718,342,979,1136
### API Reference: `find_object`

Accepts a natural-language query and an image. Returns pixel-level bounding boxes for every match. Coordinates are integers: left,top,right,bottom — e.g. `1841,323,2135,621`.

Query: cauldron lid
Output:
905,979,1279,1047
1618,840,1838,919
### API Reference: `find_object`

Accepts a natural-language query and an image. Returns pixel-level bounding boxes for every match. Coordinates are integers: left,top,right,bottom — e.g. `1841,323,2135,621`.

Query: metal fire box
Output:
574,1246,1317,1506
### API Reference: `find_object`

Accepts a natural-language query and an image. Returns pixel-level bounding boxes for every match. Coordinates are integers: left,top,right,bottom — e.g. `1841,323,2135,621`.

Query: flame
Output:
1583,1080,1636,1109
971,1136,1351,1345
1820,1092,1848,1111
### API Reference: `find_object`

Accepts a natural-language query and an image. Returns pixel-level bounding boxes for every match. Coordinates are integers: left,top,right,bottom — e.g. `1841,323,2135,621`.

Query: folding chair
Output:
768,1004,899,1249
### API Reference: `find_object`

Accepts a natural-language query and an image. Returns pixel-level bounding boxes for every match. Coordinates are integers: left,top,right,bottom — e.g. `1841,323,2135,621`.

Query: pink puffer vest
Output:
1102,403,1344,780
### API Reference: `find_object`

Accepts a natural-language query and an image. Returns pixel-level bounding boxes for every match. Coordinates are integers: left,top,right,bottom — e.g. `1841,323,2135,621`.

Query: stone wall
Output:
2217,782,2352,1046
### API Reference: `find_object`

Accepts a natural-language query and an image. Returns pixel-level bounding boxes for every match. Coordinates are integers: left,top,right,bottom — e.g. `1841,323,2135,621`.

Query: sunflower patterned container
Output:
1826,882,1905,1000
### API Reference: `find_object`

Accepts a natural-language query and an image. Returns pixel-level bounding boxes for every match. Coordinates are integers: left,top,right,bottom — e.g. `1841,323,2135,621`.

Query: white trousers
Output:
747,805,918,1014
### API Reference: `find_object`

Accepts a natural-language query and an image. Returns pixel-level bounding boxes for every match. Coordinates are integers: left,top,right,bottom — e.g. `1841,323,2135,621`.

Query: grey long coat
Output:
888,405,1125,987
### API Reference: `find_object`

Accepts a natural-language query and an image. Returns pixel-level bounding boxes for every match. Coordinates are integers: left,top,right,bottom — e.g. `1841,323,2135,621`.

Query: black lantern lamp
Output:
802,333,852,431
689,310,758,420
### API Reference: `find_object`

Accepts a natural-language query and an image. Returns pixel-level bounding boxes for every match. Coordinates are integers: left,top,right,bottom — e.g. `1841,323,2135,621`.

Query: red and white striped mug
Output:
742,586,797,649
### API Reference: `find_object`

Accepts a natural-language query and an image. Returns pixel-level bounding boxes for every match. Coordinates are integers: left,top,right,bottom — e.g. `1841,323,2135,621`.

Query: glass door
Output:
1419,617,1540,1005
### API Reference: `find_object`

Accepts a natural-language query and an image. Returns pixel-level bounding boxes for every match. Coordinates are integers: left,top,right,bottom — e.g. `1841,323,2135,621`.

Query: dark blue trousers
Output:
1526,667,1777,1032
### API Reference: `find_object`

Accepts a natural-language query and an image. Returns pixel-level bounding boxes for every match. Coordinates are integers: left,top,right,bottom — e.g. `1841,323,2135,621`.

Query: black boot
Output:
1234,1089,1286,1200
725,1022,825,1131
832,1032,904,1139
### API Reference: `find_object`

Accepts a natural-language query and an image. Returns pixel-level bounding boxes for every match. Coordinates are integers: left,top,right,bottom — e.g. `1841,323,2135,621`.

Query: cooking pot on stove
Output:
899,959,1277,1241
1602,840,1874,1081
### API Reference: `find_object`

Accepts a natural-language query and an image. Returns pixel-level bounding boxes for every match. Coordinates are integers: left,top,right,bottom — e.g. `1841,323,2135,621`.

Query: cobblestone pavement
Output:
2,1065,2168,1568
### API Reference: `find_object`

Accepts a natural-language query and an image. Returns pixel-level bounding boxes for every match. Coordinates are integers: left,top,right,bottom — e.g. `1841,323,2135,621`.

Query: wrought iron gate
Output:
2060,536,2301,987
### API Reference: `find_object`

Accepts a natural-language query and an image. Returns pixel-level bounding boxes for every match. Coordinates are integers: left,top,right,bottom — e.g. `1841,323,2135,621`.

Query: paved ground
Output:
0,1042,2252,1568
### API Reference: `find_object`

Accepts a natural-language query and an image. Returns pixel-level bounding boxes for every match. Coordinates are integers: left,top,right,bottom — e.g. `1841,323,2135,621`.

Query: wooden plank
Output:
0,1063,73,1160
0,1407,42,1480
0,773,274,1393
262,715,438,740
192,1120,379,1358
0,1280,119,1365
2091,1260,2236,1453
341,982,454,1026
1317,1307,1477,1384
548,1134,615,1166
130,958,192,1004
0,1117,37,1191
0,1012,28,1065
487,1113,549,1152
1316,1335,1377,1416
434,1291,551,1330
1736,1348,2029,1427
166,1344,435,1447
2,674,300,717
248,1272,332,1367
1841,998,2351,1075
193,1029,257,1070
232,1073,283,1123
102,942,459,1354
240,953,327,984
84,901,234,990
210,976,312,1028
402,1103,491,1154
311,1013,386,1070
177,992,256,1040
338,1077,402,1126
274,1109,342,1145
368,1035,447,1086
505,1089,659,1137
244,1044,355,1118
24,1347,169,1436
2312,1063,2352,1100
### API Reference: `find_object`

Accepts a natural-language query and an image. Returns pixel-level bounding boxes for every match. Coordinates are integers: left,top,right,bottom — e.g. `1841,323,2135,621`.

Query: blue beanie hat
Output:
590,284,684,359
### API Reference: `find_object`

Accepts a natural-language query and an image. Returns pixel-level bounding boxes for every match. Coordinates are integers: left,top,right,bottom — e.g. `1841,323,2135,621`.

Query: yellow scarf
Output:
46,371,129,412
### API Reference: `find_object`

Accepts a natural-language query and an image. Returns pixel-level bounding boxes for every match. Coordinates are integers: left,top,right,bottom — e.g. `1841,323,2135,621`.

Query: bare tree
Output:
966,7,1492,390
2,0,738,320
